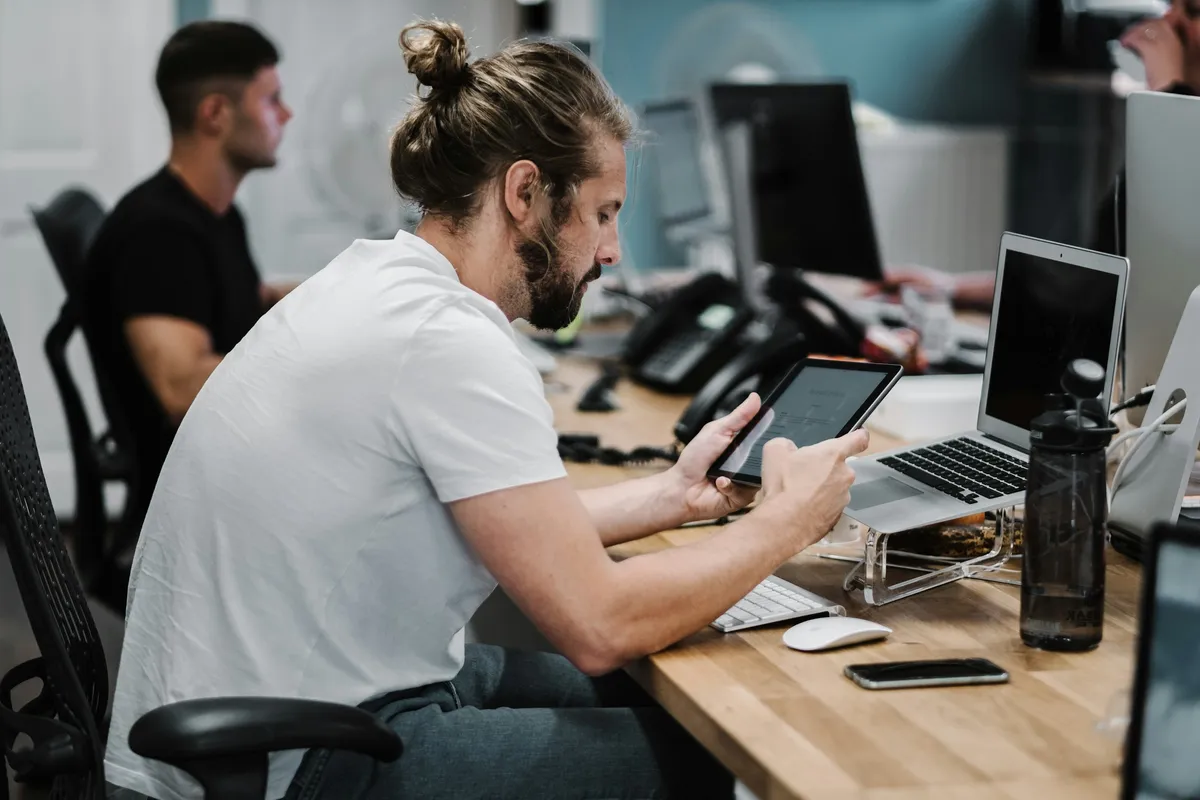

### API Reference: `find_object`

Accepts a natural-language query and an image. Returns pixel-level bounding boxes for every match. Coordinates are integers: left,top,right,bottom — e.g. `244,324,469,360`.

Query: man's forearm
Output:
578,471,690,547
160,354,222,425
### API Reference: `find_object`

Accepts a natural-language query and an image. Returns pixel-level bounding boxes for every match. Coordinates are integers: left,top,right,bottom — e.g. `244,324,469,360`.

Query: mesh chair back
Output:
0,308,107,799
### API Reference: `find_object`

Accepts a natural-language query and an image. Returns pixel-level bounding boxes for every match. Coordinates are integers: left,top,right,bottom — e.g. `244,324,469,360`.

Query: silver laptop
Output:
846,232,1128,534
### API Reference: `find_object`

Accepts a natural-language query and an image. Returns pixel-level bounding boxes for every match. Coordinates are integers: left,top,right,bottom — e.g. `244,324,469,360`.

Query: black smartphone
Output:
844,658,1010,690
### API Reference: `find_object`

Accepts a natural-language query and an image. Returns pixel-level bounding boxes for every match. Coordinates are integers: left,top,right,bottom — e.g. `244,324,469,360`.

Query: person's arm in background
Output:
867,265,996,311
110,222,222,425
1121,16,1189,93
260,280,301,309
124,318,221,424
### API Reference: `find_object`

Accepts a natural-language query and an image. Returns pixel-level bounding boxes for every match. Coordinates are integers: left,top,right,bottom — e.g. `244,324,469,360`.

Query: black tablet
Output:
1120,522,1200,800
707,358,903,487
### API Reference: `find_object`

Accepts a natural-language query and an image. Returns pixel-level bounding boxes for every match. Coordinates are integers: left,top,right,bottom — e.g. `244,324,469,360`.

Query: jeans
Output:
107,644,734,799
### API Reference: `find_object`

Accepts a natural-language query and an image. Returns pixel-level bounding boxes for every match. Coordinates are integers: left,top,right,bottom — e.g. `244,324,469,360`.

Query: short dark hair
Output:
155,21,279,135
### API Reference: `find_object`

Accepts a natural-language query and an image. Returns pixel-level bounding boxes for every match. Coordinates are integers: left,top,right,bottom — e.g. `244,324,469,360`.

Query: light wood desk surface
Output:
548,356,1139,800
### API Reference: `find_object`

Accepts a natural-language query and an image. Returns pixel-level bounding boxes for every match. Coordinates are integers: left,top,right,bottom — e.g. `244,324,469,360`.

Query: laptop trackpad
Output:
849,478,923,510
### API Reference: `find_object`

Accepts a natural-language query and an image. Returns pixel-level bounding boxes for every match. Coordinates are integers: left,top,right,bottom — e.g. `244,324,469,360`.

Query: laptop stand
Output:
839,507,1019,606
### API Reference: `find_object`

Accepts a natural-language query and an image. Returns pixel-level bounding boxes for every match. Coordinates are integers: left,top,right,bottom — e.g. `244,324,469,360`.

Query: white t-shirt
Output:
103,231,567,800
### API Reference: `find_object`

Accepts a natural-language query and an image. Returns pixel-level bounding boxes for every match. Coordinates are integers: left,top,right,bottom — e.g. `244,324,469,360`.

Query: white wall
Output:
0,0,171,516
552,0,596,40
859,125,1009,275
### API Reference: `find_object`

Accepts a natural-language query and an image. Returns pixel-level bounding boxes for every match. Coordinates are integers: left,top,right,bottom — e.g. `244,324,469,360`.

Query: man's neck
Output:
416,215,518,321
167,139,244,215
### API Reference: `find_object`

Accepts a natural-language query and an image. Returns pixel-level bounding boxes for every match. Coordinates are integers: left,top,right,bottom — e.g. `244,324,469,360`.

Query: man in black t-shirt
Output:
84,21,295,521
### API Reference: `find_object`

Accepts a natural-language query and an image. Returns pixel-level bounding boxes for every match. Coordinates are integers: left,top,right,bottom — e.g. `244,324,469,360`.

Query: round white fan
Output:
302,36,421,238
654,2,824,97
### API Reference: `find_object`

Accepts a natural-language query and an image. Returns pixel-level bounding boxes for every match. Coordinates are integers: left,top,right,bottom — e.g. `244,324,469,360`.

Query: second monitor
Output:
709,82,883,282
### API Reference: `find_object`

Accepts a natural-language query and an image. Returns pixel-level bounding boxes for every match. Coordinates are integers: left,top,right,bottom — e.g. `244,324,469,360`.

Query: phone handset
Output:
674,320,808,444
765,269,866,358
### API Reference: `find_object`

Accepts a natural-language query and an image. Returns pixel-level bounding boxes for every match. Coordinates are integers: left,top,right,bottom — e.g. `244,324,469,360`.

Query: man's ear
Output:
502,160,541,225
193,92,232,137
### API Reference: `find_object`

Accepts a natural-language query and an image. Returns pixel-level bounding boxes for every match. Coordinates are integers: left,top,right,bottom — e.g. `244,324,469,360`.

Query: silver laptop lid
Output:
976,232,1128,450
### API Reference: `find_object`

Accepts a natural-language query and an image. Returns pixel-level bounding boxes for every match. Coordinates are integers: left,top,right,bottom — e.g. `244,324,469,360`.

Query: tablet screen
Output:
711,362,900,484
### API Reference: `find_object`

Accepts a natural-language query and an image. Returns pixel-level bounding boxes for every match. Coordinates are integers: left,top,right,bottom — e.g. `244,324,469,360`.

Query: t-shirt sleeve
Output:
108,220,215,329
392,303,567,503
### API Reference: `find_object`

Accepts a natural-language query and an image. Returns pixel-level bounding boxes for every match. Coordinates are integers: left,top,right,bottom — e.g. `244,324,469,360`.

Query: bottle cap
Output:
1030,359,1117,451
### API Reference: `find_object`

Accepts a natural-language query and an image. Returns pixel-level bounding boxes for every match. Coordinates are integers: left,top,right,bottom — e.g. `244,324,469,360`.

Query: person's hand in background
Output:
866,265,996,311
1122,16,1187,91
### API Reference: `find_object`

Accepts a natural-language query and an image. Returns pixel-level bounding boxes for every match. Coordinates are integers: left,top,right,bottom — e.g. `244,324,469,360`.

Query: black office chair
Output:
30,188,104,296
0,308,402,799
30,188,141,610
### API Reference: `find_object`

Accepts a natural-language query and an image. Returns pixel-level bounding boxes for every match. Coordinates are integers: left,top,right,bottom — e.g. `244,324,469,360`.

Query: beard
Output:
516,222,601,332
224,114,278,173
226,139,277,173
229,150,276,172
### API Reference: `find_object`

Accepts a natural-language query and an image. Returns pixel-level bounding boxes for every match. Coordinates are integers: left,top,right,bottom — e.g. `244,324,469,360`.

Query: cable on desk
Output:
557,433,679,467
600,286,657,312
576,363,623,412
677,508,753,528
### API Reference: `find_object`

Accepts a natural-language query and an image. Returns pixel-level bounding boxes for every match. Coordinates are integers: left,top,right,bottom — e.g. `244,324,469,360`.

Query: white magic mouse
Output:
782,616,892,652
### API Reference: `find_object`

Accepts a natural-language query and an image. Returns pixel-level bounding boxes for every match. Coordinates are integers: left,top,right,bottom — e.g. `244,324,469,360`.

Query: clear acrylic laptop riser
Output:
835,507,1021,606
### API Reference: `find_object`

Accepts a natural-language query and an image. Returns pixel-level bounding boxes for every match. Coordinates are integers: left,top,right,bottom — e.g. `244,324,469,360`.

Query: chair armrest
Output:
129,697,402,763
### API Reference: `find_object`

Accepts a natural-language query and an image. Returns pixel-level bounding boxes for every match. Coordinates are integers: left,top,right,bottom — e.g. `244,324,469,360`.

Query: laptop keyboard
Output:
878,437,1027,505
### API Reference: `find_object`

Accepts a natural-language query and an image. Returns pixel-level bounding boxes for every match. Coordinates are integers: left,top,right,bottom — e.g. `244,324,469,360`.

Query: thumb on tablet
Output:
719,406,775,475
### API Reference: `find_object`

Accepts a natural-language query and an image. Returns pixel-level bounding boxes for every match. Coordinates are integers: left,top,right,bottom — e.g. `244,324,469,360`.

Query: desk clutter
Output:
543,74,1200,798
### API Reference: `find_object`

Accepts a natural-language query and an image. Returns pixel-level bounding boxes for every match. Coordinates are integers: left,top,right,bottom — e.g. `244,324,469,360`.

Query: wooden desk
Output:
550,357,1138,800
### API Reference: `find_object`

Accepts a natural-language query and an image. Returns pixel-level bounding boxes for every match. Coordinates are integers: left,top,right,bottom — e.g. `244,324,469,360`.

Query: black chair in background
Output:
0,308,402,798
30,188,141,610
29,189,104,297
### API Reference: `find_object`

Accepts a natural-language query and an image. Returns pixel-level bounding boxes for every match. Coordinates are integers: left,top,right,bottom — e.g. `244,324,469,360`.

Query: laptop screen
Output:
1127,535,1200,799
985,250,1121,432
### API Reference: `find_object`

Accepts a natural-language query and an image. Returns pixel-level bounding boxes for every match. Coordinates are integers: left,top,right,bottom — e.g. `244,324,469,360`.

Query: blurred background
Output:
0,3,1177,795
0,0,1154,518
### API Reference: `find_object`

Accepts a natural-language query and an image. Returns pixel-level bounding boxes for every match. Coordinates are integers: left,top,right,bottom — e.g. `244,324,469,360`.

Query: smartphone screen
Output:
844,658,1009,690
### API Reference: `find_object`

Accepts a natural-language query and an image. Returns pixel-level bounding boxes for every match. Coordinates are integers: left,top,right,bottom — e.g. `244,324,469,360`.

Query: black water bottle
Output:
1020,359,1117,651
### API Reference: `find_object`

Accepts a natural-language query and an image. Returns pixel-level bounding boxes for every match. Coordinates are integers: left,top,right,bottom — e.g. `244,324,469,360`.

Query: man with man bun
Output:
104,19,866,799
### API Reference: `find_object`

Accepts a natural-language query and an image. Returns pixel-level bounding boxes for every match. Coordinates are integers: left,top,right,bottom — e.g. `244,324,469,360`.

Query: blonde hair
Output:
390,20,634,227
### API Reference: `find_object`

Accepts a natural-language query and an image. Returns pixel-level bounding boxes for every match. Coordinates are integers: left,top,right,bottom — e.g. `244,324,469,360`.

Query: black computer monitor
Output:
641,99,713,229
1122,521,1200,800
708,82,883,281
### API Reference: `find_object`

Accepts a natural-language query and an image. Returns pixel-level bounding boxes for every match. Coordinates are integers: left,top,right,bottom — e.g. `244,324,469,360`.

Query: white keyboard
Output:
710,575,845,633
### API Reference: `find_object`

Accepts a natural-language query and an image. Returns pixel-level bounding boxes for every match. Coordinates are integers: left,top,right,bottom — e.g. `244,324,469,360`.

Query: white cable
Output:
1108,424,1180,460
1110,399,1188,501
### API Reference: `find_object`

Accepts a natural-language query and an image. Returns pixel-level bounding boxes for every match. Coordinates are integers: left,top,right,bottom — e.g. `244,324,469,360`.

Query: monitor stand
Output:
1109,286,1200,557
